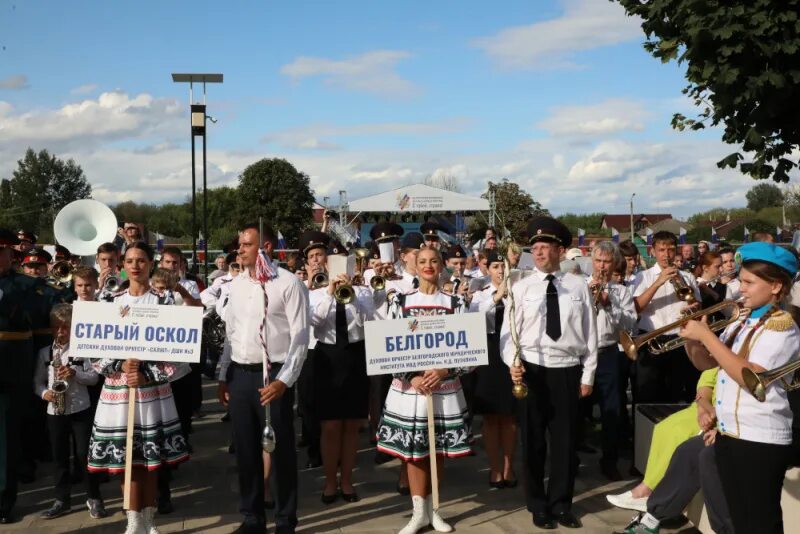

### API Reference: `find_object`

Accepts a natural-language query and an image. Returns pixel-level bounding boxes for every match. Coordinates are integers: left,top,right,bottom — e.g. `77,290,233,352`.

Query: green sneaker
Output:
614,513,660,534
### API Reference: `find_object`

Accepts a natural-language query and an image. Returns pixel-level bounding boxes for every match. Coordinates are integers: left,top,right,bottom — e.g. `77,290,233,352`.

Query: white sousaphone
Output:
54,199,118,256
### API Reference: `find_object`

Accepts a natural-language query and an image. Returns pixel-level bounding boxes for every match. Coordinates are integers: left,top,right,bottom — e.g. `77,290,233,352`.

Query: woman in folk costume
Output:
87,242,189,534
376,246,471,534
680,242,800,534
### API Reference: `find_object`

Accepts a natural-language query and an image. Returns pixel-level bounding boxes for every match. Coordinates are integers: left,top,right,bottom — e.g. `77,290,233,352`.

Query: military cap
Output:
54,244,71,261
527,216,572,248
22,248,52,265
16,230,37,244
401,232,425,250
0,228,20,248
370,222,404,243
485,250,505,265
328,239,348,256
297,230,330,257
420,222,446,241
445,244,467,260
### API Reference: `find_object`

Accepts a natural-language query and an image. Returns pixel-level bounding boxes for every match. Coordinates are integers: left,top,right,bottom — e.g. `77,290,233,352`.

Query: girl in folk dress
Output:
376,247,471,534
87,242,189,534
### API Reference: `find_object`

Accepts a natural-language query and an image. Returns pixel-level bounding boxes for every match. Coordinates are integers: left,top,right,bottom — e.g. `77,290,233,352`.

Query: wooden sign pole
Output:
123,386,136,510
426,394,439,511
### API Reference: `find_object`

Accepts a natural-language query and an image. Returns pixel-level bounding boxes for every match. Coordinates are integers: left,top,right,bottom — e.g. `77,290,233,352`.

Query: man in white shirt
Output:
159,247,202,306
218,224,309,534
588,242,637,481
501,216,597,530
632,231,701,404
718,247,740,302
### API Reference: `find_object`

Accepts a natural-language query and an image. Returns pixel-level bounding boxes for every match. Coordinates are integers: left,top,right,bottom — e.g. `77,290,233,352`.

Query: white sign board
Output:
70,301,203,363
364,313,488,376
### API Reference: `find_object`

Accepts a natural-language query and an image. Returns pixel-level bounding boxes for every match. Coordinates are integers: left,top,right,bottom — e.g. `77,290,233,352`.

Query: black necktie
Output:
545,274,561,341
494,294,504,335
335,301,348,348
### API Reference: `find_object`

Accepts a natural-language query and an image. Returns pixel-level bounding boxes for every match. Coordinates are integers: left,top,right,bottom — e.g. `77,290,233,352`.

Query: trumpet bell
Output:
50,260,74,285
54,199,118,256
370,275,385,291
51,380,69,394
335,284,355,305
743,359,800,402
312,272,329,288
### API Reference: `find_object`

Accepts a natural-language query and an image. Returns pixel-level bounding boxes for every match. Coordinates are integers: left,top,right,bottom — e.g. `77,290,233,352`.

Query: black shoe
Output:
600,460,623,481
503,477,518,488
396,483,410,496
40,500,70,520
489,477,504,489
532,511,557,529
555,511,582,529
233,522,267,534
0,510,14,524
221,412,231,422
157,496,174,514
86,498,108,519
340,490,359,503
321,491,338,504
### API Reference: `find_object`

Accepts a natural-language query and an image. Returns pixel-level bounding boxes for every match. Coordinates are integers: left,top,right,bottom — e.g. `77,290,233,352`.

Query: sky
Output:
0,0,779,219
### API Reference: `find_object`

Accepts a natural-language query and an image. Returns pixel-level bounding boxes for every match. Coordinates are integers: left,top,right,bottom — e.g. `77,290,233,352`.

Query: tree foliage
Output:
3,148,92,234
558,212,609,237
423,173,461,192
745,182,784,211
616,0,800,182
481,179,549,240
235,158,315,246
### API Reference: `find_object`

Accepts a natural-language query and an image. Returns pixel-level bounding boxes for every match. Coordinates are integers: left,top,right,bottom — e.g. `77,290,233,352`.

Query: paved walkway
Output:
7,380,700,533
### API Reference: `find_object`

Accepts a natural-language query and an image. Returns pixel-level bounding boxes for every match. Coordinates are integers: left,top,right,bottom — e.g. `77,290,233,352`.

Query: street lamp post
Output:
171,73,223,284
629,193,636,241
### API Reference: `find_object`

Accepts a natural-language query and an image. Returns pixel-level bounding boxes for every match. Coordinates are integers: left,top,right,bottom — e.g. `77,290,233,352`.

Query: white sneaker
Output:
124,510,146,534
606,490,648,512
141,506,160,534
399,495,429,534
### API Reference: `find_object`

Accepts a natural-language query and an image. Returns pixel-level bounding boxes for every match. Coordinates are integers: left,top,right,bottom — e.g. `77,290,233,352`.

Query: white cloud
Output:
537,99,649,136
70,83,98,95
280,50,419,98
0,74,29,90
0,90,183,152
473,0,641,69
262,118,471,150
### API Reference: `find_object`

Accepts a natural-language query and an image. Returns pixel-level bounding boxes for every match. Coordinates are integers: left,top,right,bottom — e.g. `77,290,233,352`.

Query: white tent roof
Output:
348,183,489,213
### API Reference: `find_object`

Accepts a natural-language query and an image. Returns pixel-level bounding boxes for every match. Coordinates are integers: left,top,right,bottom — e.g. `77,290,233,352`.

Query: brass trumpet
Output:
670,274,696,304
370,275,385,291
333,281,355,305
591,269,608,313
742,359,800,402
49,260,74,286
311,271,329,288
619,299,744,360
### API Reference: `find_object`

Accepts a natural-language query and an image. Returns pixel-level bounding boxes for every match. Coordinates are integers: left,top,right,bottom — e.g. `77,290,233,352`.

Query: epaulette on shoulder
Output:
765,310,795,332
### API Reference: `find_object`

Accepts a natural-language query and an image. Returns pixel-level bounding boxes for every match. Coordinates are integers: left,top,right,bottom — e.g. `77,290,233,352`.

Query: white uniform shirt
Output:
33,343,98,416
725,278,742,302
219,264,309,387
179,277,201,299
200,274,233,309
590,280,637,348
499,270,598,386
469,283,503,335
632,264,701,334
716,313,800,445
309,285,375,344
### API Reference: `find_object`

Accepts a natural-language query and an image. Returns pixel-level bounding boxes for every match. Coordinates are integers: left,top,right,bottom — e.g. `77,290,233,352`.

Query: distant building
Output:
601,214,673,232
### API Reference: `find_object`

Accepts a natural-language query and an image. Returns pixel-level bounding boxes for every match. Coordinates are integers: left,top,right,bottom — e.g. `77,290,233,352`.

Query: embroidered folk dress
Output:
376,290,472,461
87,288,189,473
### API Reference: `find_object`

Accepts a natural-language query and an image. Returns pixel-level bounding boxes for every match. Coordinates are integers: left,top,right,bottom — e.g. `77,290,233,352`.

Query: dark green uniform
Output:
0,269,38,518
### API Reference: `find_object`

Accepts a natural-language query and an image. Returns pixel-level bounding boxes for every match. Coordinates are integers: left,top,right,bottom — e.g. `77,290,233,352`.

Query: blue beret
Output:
736,242,798,277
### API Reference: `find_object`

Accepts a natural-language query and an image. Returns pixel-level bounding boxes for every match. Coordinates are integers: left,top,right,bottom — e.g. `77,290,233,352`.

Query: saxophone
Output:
51,349,70,416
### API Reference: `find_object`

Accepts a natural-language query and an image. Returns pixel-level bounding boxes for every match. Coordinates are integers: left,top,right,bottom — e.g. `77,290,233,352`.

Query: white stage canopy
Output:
348,184,489,213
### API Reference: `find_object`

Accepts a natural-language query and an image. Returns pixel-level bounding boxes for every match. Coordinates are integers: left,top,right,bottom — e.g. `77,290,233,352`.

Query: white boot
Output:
124,510,146,534
141,506,160,534
398,495,429,534
426,496,453,533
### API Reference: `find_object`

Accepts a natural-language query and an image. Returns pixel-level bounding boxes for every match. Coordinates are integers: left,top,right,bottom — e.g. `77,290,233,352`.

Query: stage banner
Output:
365,313,488,376
70,301,203,363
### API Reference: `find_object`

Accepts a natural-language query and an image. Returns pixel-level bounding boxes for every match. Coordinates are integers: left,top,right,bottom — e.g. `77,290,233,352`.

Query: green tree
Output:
8,148,92,234
615,0,800,182
745,182,784,211
724,219,775,242
235,158,315,246
481,179,549,241
558,212,608,237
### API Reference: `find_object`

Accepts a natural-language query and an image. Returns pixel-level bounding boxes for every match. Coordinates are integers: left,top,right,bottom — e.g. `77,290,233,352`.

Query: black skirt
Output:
473,334,516,416
313,340,369,421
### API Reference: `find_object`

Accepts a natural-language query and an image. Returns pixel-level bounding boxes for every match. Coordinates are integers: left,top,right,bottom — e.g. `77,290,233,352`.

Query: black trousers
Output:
715,435,792,534
0,390,22,514
647,436,732,533
518,362,580,515
47,410,101,504
228,363,297,531
297,349,320,464
634,338,699,404
171,372,194,441
594,345,627,464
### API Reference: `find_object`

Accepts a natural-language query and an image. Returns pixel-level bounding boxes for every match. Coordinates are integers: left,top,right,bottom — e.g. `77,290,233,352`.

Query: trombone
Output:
619,299,745,360
742,359,800,402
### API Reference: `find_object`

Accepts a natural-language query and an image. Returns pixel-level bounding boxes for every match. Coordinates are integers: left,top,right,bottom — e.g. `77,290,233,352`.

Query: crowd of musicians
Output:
1,215,799,534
